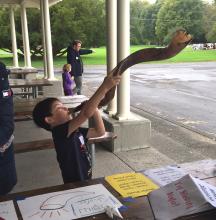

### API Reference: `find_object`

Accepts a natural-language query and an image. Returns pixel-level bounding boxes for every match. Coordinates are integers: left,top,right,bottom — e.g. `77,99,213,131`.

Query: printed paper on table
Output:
17,184,122,220
143,165,187,186
0,200,18,220
105,172,159,198
149,174,216,220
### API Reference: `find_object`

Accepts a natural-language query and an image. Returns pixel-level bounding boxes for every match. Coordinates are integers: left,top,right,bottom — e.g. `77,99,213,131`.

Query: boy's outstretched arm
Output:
67,75,121,137
86,108,105,139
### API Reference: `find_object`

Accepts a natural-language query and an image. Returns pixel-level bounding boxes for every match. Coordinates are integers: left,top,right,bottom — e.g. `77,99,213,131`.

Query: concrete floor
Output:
12,110,215,194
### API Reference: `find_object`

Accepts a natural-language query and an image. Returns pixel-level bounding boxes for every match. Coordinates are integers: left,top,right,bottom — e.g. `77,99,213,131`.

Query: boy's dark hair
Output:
32,97,59,131
72,40,82,46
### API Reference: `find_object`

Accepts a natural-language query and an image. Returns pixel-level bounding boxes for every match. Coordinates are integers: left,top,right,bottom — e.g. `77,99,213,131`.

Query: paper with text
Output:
143,165,187,186
193,176,216,207
105,172,158,198
17,184,122,220
149,174,216,220
0,200,18,220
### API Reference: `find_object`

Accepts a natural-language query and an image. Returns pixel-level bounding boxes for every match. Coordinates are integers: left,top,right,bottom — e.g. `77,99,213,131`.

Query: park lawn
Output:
0,45,216,67
160,46,216,63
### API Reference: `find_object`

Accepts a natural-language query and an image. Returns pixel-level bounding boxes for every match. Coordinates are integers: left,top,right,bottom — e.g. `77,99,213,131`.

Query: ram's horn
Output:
74,30,192,112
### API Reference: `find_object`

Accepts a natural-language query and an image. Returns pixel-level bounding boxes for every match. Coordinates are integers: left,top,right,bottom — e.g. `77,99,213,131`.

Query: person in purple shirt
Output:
62,64,75,96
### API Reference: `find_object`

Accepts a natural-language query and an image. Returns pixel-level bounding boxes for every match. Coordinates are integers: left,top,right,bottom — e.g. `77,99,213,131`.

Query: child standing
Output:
62,64,74,96
32,74,121,183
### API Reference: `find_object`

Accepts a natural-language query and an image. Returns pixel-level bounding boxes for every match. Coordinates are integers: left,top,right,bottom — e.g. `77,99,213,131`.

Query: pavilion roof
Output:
0,0,62,8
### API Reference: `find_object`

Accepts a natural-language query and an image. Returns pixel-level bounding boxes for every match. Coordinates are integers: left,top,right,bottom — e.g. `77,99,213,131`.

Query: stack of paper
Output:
149,174,216,220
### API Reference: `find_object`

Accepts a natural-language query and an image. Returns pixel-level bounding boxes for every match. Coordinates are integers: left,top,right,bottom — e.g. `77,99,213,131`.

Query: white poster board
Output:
17,184,122,220
149,174,216,220
0,200,18,220
142,165,187,186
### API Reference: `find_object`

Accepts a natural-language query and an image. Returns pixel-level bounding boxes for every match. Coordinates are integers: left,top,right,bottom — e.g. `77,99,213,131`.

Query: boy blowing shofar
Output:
32,74,121,184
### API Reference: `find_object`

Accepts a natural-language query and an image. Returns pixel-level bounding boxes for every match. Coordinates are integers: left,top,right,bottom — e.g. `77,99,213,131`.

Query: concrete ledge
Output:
101,111,151,152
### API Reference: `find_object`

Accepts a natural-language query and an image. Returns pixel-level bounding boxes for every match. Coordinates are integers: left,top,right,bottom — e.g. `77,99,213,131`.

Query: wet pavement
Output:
82,62,216,139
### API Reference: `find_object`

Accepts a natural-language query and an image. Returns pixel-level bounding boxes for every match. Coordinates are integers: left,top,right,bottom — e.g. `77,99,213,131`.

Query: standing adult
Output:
67,40,94,95
0,61,17,195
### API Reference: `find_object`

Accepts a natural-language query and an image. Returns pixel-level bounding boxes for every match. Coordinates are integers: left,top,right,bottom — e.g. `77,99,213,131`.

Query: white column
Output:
40,0,48,78
105,0,117,115
10,6,19,67
42,0,55,79
116,0,130,120
20,5,31,67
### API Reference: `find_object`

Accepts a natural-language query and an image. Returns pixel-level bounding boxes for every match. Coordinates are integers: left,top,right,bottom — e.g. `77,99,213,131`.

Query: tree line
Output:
131,0,216,45
0,0,215,57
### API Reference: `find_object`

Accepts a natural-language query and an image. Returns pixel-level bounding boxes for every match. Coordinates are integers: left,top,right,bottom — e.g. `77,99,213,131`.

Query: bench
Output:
14,115,33,122
13,91,34,98
14,119,53,153
14,138,54,153
10,79,53,98
14,99,40,111
14,132,117,168
87,132,117,167
14,98,41,116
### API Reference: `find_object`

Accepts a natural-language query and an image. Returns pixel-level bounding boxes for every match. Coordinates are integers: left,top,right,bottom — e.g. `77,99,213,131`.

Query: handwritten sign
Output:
105,172,158,198
149,174,216,220
17,184,122,220
0,200,18,220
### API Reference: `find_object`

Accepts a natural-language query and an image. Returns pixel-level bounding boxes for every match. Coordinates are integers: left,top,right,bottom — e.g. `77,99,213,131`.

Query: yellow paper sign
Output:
105,172,159,198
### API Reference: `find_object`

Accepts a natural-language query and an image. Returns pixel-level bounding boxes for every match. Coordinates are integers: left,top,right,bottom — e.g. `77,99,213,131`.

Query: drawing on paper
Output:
0,200,18,220
18,184,122,220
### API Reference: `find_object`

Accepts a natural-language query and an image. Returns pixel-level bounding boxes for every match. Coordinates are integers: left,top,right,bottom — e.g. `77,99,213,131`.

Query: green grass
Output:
162,46,216,63
0,45,216,68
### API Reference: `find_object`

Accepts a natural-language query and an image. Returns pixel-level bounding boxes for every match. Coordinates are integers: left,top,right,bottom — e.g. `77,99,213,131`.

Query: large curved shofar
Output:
74,30,192,112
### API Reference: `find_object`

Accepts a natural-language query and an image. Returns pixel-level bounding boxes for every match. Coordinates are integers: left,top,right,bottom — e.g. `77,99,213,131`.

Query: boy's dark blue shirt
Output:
52,122,92,183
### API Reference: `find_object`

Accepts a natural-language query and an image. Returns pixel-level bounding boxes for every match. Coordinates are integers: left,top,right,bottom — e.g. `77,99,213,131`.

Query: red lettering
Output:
167,192,180,207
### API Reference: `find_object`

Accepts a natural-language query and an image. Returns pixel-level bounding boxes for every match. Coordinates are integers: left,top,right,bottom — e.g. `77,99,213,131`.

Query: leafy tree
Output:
0,8,13,53
130,0,151,45
144,0,165,44
130,0,166,45
0,8,23,57
0,0,105,57
155,0,205,44
50,0,105,56
203,3,216,42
